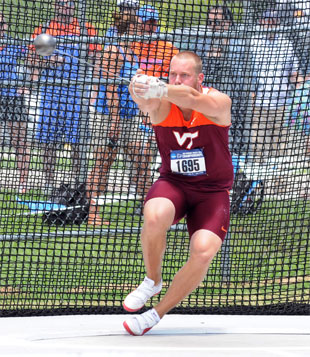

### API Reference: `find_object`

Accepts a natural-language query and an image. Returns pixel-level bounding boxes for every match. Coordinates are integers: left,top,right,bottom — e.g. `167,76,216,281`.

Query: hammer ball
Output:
33,34,57,56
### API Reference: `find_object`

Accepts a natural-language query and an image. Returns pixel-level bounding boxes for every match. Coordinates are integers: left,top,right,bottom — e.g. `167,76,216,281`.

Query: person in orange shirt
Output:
129,5,179,216
131,5,179,78
86,10,141,226
28,0,101,194
122,7,162,213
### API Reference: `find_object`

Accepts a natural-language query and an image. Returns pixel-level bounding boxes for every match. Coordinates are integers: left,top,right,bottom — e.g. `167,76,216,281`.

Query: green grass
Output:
1,0,309,314
0,192,309,312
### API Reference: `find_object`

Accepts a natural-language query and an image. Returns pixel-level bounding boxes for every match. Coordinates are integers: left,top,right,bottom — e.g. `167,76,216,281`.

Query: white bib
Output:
170,149,206,176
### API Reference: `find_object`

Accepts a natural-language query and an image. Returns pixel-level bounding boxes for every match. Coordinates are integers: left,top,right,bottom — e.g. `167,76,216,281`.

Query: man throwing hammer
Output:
123,51,234,335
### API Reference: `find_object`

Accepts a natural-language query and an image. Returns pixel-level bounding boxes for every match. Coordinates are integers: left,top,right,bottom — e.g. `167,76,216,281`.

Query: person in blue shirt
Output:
28,0,101,192
87,10,152,225
0,14,30,193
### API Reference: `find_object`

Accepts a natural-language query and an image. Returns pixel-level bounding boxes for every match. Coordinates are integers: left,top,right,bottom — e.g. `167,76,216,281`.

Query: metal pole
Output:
75,0,92,186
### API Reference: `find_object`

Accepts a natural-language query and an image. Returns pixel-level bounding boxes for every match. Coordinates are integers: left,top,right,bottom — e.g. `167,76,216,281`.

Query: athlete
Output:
123,51,234,335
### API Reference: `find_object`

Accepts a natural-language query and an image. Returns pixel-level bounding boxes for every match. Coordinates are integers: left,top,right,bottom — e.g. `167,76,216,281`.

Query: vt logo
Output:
173,131,199,149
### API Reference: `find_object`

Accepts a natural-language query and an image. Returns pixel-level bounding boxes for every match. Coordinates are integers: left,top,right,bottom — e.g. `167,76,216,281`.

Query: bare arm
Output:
102,45,122,115
130,71,231,126
164,84,231,126
101,45,124,137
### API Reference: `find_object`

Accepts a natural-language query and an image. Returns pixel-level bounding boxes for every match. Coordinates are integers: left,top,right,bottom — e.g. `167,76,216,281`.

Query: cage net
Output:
0,0,309,317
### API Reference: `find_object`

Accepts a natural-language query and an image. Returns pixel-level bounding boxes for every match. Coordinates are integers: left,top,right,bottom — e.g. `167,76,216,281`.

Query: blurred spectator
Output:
0,13,31,193
206,4,234,33
87,10,153,225
274,1,310,26
129,5,179,213
196,4,235,58
250,10,299,162
105,0,140,39
27,0,101,192
269,1,310,75
132,5,179,78
285,72,310,156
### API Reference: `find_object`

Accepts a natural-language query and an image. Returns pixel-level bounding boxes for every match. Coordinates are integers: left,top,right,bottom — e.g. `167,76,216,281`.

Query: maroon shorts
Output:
145,178,230,241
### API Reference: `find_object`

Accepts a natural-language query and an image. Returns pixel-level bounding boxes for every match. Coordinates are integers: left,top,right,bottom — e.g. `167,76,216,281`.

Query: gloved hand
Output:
132,74,168,99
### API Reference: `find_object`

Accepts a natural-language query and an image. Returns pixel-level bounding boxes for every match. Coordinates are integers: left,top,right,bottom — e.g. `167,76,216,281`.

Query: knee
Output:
190,234,222,266
191,249,216,266
143,200,175,232
143,211,170,233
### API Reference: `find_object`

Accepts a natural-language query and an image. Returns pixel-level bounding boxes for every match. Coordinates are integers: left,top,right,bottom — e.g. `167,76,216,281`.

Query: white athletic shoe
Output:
123,308,160,336
123,277,162,312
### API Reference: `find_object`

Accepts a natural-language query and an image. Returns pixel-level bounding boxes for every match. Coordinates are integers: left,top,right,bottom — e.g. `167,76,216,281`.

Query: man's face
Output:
207,9,230,31
169,57,203,90
141,19,158,34
55,0,75,18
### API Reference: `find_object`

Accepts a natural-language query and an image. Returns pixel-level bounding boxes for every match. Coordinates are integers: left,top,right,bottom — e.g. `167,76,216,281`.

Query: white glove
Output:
132,74,168,100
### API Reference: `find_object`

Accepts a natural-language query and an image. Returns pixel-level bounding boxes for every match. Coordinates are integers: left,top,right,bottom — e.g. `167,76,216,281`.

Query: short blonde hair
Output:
173,51,203,74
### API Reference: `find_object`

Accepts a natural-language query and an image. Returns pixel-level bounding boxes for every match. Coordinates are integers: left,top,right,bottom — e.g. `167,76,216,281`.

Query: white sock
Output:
145,276,162,288
149,308,160,323
144,276,155,286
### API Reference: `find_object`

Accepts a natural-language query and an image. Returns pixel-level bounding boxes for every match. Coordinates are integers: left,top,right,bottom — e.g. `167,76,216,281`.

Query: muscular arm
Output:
129,70,231,126
164,84,232,126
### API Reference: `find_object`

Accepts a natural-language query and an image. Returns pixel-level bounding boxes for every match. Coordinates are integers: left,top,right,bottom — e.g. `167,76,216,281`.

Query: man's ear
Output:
198,72,204,84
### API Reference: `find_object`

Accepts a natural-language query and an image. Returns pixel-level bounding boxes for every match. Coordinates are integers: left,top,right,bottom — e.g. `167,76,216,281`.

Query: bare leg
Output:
8,121,31,189
154,230,222,318
122,210,223,336
71,143,81,179
141,198,176,285
86,145,117,225
134,141,154,198
125,141,154,213
42,142,58,187
16,145,30,186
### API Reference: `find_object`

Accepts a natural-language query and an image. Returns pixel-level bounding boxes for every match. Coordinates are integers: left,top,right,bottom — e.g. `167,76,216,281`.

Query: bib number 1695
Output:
176,158,200,173
170,149,206,176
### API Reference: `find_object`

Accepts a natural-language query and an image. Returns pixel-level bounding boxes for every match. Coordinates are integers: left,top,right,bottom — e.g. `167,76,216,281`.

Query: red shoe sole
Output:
123,321,151,336
122,303,142,312
123,321,135,335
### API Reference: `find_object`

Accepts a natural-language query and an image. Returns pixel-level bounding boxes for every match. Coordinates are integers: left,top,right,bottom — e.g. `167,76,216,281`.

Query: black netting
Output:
0,0,309,316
